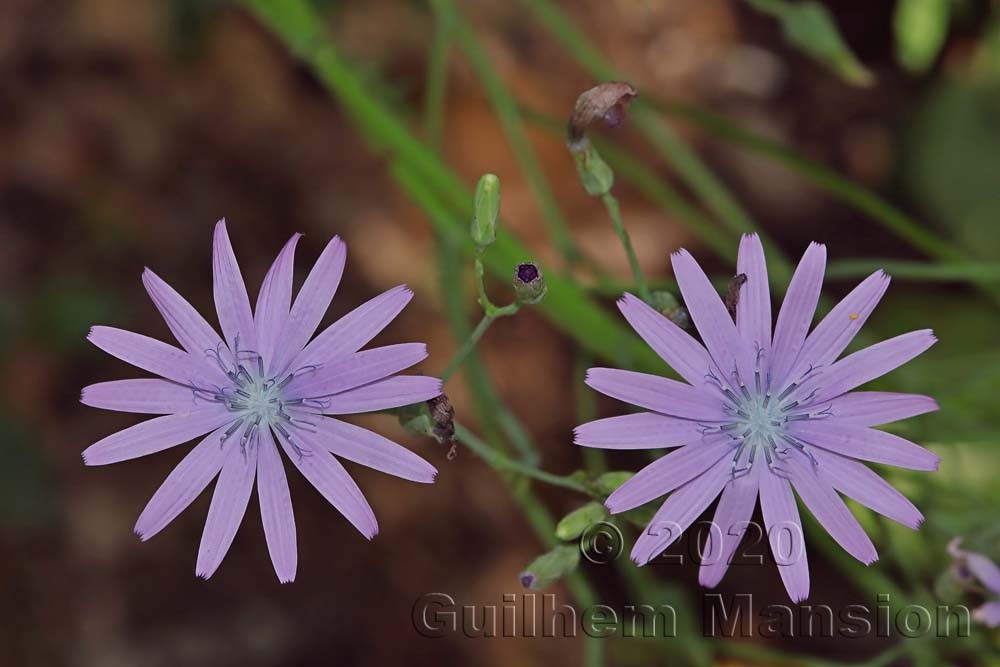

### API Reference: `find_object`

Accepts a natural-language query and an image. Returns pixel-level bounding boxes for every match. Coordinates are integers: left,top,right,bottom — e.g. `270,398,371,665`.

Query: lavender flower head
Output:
948,538,1000,627
576,234,939,601
82,220,441,582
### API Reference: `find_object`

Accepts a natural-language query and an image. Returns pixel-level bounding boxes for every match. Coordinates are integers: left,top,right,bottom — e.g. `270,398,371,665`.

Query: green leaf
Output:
894,0,951,74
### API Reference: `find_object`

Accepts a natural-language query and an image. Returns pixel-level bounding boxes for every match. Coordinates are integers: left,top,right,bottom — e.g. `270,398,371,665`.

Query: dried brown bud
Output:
427,394,455,444
567,81,638,148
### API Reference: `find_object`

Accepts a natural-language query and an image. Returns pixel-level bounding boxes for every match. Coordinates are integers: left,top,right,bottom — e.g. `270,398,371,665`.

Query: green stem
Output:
423,2,452,150
600,192,650,302
441,310,509,382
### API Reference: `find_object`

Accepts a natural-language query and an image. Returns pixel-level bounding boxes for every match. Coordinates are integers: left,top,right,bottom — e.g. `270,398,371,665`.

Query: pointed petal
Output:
320,376,442,414
257,428,297,584
286,343,427,400
574,412,706,450
786,454,878,565
974,602,1000,628
951,541,1000,595
81,379,200,414
213,220,257,353
826,392,939,427
736,233,771,350
134,425,229,540
617,292,713,387
196,428,258,579
310,417,436,483
295,285,413,368
585,368,727,421
277,426,378,539
760,470,810,602
810,448,923,529
699,465,761,588
255,234,301,373
606,436,731,513
789,421,939,470
630,456,731,565
142,269,225,367
82,408,234,466
88,326,218,386
270,236,346,376
770,242,826,388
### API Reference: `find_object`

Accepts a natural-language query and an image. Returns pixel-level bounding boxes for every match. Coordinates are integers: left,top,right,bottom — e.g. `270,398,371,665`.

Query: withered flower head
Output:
567,81,638,148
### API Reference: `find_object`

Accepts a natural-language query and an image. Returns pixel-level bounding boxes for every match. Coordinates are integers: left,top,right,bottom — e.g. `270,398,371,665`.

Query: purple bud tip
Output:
520,574,535,589
516,263,539,283
603,104,625,128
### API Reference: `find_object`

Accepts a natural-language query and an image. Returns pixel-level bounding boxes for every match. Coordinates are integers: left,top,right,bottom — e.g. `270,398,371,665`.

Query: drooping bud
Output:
471,173,500,249
567,81,638,149
555,502,609,541
513,262,547,305
519,545,580,590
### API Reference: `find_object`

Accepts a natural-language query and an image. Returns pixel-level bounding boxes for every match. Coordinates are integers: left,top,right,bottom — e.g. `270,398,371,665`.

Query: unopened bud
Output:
555,502,609,541
513,262,547,305
471,173,500,248
567,81,638,148
519,545,580,590
647,290,691,330
572,146,615,197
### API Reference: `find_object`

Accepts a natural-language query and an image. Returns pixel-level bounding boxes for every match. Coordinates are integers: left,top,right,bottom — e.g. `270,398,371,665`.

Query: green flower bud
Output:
555,502,609,541
572,145,615,197
519,545,580,590
513,262,547,305
471,173,500,248
594,471,634,496
647,290,691,330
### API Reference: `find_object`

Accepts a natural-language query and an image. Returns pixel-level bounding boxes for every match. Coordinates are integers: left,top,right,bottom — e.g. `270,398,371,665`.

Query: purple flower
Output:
948,538,1000,627
82,220,441,582
575,234,939,601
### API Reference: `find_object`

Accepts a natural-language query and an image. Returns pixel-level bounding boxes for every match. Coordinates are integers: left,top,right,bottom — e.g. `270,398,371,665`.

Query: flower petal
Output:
285,343,427,400
736,233,771,350
134,425,229,540
213,219,257,353
196,428,258,579
585,368,727,421
606,436,731,513
826,392,939,427
278,426,378,539
574,412,706,449
810,448,923,529
88,326,218,386
789,421,939,470
786,453,878,565
630,456,731,566
257,427,297,584
951,540,1000,595
699,465,761,588
82,408,234,466
759,470,810,602
309,417,436,483
295,285,413,368
142,269,225,370
81,379,200,414
270,236,346,377
616,292,713,386
769,242,826,389
320,376,442,414
974,602,1000,628
255,233,301,374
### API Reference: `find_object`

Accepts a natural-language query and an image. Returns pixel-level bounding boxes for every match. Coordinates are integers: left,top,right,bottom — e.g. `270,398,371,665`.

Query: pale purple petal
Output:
974,602,1000,628
142,268,225,366
826,392,939,427
699,465,761,588
950,541,1000,595
81,379,198,414
82,408,234,466
255,233,301,373
630,456,731,566
310,417,437,483
574,412,706,449
257,427,297,584
295,285,413,368
810,448,923,529
88,326,218,386
786,454,878,565
286,343,427,400
607,437,731,513
759,471,810,602
277,426,378,539
736,233,771,350
769,242,826,388
196,430,258,579
320,376,442,414
269,236,346,376
586,368,727,421
134,425,229,540
789,421,939,470
616,292,713,386
213,219,257,352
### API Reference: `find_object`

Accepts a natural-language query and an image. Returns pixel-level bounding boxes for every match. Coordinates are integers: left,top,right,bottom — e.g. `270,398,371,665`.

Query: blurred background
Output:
2,0,1000,665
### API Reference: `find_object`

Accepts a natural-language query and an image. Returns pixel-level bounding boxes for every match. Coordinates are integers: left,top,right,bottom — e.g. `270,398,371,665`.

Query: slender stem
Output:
423,3,452,150
600,192,650,302
441,313,498,382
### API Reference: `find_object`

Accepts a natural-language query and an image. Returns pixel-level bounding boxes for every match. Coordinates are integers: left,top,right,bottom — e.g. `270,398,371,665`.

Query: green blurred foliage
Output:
895,0,951,74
